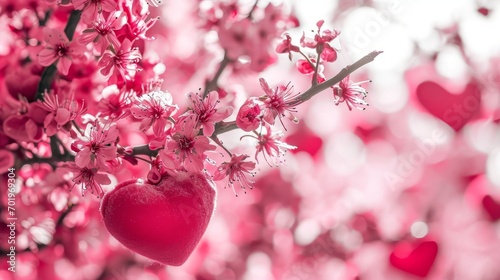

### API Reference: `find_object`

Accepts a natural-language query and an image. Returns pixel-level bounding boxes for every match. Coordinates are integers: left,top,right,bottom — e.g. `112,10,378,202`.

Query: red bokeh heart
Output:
389,240,438,277
100,172,216,266
285,125,323,158
416,81,481,131
482,195,500,221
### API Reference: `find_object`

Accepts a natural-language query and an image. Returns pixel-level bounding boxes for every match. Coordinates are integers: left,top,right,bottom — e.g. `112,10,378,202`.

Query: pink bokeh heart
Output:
416,81,481,131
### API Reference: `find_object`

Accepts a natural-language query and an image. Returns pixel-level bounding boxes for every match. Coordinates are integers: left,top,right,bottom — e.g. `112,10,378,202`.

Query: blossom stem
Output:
298,50,315,69
203,52,231,99
311,52,321,86
292,50,383,104
72,120,83,135
38,9,52,26
132,145,158,157
35,10,82,100
131,155,153,164
247,0,260,19
210,135,232,156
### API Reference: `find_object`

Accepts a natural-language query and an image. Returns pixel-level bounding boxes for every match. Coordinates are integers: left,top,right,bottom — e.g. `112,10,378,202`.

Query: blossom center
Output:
56,44,68,57
178,136,193,151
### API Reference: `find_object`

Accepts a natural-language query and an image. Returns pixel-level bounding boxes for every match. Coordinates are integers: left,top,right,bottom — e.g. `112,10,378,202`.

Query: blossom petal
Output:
55,108,71,125
38,49,58,67
43,27,68,46
57,57,72,76
75,148,91,168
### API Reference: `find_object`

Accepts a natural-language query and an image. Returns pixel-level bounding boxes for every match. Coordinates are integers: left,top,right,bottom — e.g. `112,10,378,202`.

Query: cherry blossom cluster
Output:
0,0,378,200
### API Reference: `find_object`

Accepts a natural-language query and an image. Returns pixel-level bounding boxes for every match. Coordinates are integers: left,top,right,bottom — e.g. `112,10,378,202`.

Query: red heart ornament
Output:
101,172,216,266
482,195,500,221
389,240,438,277
416,81,481,131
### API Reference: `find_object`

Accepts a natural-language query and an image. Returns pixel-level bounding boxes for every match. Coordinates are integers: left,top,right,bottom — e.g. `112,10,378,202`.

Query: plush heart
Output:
416,81,481,131
389,240,438,277
100,172,216,266
482,195,500,221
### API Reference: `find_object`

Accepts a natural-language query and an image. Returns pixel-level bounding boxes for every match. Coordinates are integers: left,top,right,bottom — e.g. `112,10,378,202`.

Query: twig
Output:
203,53,231,98
126,52,382,158
292,50,383,104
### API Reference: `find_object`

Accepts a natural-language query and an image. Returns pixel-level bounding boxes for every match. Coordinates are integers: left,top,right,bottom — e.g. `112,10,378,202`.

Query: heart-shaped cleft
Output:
100,172,216,266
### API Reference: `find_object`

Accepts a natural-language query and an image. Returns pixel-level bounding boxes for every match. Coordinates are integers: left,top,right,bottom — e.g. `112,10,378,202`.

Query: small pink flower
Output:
300,20,340,63
73,0,117,24
213,154,256,196
37,27,86,75
61,163,111,198
162,116,216,172
186,91,233,136
276,33,300,61
73,121,118,169
3,115,44,143
218,18,251,59
297,58,316,75
38,90,85,136
332,75,370,111
77,11,126,55
122,1,159,41
130,89,178,136
248,124,296,166
236,97,262,132
259,78,301,128
98,86,133,120
98,39,142,80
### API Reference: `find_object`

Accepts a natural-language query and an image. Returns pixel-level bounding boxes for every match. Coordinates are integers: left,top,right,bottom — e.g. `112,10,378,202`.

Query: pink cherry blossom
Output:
130,89,178,136
332,75,370,111
276,33,300,61
61,163,111,198
122,0,160,41
77,11,126,55
213,153,256,196
73,121,119,169
37,27,86,76
218,18,251,59
162,116,216,172
98,39,142,80
236,97,262,132
97,86,133,120
37,90,85,136
259,78,301,128
249,124,296,166
73,0,117,24
300,20,340,62
185,91,233,136
3,115,44,143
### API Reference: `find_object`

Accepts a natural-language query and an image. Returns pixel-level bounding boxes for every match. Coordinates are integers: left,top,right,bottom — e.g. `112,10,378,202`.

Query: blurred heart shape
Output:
285,125,323,158
101,172,216,266
390,240,438,277
482,195,500,221
416,81,481,131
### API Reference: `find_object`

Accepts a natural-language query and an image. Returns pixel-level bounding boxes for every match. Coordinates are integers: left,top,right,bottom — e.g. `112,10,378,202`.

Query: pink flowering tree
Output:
4,0,499,279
